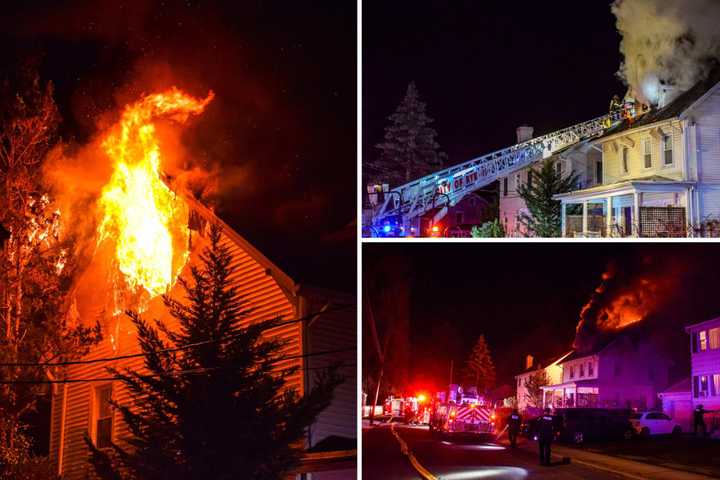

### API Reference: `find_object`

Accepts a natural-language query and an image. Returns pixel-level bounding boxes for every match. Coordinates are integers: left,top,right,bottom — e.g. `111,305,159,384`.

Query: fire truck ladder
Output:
371,110,627,231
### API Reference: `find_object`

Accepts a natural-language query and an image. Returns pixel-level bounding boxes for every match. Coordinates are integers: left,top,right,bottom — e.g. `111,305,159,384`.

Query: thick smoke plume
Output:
573,256,684,352
612,0,720,106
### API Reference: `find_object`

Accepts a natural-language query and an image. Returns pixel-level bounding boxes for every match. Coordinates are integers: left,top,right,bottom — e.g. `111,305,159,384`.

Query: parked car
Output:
524,408,634,444
629,411,682,436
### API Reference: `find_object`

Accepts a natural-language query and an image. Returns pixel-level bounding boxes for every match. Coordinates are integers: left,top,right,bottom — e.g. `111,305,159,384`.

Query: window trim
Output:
662,133,674,167
642,138,653,170
622,147,630,175
91,383,114,449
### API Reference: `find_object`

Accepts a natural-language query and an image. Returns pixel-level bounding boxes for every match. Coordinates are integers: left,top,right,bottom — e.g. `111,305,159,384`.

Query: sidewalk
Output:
516,440,716,480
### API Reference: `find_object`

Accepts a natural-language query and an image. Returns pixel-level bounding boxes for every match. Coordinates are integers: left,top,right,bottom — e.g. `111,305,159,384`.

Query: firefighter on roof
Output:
537,408,554,466
507,408,521,448
609,94,622,113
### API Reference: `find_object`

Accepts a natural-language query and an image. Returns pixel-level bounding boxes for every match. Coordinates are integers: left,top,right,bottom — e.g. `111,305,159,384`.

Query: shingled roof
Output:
596,68,720,141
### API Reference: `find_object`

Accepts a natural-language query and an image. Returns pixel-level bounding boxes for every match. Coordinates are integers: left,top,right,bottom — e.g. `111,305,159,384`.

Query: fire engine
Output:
430,384,496,436
383,393,431,424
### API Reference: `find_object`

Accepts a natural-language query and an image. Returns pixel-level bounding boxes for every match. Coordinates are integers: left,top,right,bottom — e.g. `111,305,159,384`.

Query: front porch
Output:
542,381,599,409
554,178,695,238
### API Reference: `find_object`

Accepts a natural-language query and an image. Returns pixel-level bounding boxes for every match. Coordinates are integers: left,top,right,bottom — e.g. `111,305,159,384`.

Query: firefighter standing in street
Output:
507,409,521,448
694,404,715,437
537,408,554,466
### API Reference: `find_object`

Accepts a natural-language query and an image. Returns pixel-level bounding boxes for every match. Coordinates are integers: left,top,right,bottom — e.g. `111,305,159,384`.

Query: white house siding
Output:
642,192,684,208
50,205,302,479
693,89,720,184
696,185,720,219
515,357,566,412
687,319,720,412
600,123,685,186
301,288,356,447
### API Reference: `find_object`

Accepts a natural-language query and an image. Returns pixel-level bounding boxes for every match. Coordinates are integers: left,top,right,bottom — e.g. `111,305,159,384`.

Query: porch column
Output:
633,192,641,237
606,196,613,237
561,202,567,238
582,201,588,236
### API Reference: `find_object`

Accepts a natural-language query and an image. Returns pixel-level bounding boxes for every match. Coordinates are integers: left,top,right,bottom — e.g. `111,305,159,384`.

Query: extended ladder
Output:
369,109,628,233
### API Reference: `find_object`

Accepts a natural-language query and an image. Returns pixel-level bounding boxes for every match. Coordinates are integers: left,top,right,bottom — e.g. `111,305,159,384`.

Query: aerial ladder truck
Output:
365,103,646,237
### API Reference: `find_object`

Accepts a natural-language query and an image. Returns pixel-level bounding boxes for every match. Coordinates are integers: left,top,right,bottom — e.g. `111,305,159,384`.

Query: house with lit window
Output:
48,197,356,479
514,352,571,414
497,126,603,237
555,69,720,237
685,318,720,420
541,329,672,410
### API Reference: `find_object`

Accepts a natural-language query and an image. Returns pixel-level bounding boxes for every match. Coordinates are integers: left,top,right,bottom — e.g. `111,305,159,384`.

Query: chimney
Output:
525,354,534,370
516,125,534,144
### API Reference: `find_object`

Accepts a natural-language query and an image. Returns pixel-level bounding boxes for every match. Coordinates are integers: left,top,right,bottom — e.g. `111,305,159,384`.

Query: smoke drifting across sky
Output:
612,0,720,105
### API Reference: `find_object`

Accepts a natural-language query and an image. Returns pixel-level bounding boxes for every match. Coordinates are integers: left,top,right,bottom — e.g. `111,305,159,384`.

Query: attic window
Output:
709,327,720,350
699,330,708,351
643,139,652,168
588,361,594,376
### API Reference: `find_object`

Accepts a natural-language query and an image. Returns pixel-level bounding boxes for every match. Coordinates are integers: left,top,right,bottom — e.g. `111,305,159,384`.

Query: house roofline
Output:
513,350,573,379
684,316,720,333
679,79,720,121
183,194,298,301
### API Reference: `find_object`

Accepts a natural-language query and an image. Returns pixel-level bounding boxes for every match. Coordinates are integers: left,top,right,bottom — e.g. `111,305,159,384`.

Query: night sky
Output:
363,0,625,169
363,243,720,394
0,0,356,292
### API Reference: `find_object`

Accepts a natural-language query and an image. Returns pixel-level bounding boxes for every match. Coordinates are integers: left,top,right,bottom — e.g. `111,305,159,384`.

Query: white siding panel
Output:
698,185,720,219
694,90,720,183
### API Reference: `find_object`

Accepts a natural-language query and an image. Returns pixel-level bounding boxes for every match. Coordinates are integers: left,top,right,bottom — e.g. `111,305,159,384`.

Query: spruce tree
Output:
87,225,343,480
369,82,446,186
462,335,496,394
517,159,579,237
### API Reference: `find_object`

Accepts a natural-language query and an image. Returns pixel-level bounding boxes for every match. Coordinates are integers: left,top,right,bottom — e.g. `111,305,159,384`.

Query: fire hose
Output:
390,423,437,480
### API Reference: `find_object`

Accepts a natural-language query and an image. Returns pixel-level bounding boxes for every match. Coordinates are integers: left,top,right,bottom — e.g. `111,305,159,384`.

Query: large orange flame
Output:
97,87,214,298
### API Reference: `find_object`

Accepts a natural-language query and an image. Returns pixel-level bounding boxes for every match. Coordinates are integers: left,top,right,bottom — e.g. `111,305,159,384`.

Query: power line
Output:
0,304,354,368
0,348,356,385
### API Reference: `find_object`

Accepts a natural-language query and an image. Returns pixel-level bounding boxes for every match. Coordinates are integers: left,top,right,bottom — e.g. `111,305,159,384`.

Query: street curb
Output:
390,423,438,480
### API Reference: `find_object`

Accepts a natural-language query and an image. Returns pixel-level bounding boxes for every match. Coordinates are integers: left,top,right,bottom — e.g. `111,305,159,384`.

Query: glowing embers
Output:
97,87,214,298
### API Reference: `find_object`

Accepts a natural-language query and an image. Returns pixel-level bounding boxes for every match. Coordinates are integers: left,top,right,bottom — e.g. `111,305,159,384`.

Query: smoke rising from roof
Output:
612,0,720,106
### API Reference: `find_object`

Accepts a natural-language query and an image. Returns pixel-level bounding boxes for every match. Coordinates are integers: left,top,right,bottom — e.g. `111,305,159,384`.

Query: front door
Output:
623,207,632,236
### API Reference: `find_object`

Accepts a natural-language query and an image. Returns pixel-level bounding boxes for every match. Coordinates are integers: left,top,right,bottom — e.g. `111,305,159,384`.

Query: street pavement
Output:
362,423,628,480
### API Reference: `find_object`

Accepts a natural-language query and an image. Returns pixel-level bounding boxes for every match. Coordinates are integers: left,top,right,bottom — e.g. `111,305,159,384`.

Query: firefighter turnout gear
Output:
537,411,554,466
507,410,521,448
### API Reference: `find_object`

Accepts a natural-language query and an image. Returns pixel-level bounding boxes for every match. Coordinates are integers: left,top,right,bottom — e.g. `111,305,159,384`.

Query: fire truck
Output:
384,394,431,424
430,384,496,436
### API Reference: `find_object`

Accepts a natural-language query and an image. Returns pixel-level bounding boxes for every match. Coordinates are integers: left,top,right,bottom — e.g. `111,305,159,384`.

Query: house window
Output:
588,361,594,376
622,147,629,174
527,171,533,189
699,330,708,351
579,364,585,377
93,384,113,449
595,161,603,184
503,178,508,196
713,374,720,396
515,173,521,190
663,134,673,166
709,327,720,349
556,161,562,175
569,366,575,379
643,139,652,168
695,375,710,398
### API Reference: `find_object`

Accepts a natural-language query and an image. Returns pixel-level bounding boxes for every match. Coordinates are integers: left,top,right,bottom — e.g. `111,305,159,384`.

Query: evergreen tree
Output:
517,159,579,237
523,369,549,410
369,82,446,186
87,225,343,480
462,335,496,393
